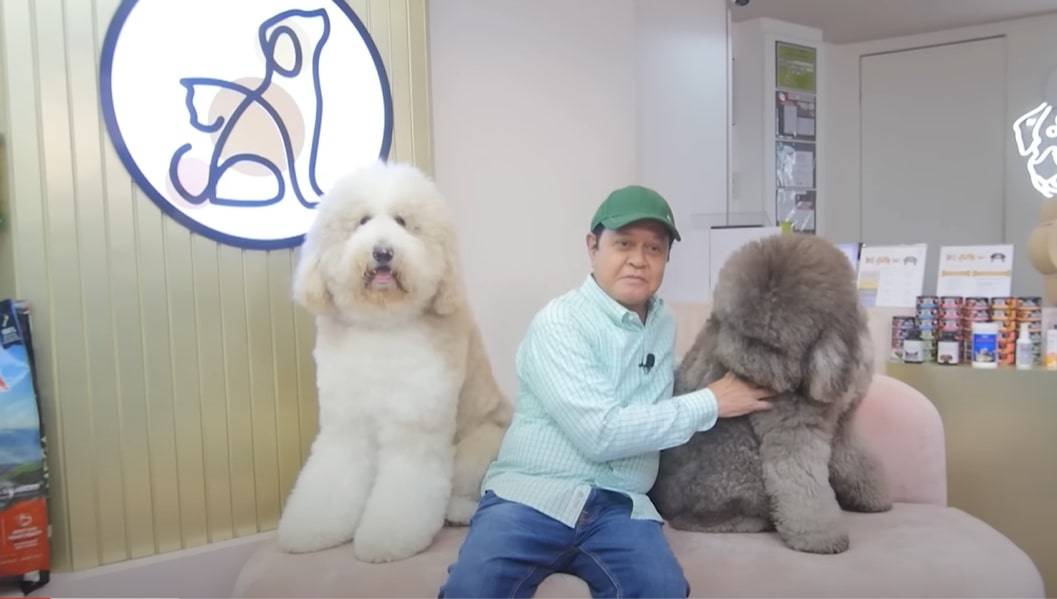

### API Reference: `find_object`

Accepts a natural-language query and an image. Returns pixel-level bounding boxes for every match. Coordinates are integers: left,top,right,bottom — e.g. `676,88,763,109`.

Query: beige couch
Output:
232,306,1045,597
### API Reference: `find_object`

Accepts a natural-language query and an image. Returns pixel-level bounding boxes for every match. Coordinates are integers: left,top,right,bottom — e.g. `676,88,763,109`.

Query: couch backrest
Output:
670,302,947,506
854,374,947,505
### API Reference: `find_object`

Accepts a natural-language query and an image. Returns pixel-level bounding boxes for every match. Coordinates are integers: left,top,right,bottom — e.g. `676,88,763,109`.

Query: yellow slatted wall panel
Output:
0,0,432,570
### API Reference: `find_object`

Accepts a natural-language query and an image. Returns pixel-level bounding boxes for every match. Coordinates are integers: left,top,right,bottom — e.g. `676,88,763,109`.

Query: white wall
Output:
430,0,729,393
824,13,1057,296
635,0,728,303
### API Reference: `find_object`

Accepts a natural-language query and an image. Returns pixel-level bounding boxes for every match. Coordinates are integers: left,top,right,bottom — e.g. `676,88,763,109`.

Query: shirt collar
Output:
580,275,662,328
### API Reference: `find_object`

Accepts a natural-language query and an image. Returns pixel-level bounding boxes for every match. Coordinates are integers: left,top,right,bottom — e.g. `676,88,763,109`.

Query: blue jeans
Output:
439,489,689,598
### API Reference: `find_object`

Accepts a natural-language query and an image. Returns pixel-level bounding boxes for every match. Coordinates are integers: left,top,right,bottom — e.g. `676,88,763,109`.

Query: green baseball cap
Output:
590,185,681,242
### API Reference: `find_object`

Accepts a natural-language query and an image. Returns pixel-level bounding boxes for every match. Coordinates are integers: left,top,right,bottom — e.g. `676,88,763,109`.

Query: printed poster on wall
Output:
776,91,816,141
935,244,1015,298
776,42,817,93
856,244,928,307
776,141,815,189
776,189,815,233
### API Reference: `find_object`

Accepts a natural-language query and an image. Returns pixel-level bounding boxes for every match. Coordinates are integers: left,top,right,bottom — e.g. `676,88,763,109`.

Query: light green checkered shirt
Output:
482,275,718,527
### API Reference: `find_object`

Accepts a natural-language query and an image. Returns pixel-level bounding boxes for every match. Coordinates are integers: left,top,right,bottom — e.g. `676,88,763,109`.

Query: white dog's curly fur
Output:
276,162,511,563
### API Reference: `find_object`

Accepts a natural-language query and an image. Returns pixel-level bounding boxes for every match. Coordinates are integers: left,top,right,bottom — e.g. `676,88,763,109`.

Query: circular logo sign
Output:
101,0,393,248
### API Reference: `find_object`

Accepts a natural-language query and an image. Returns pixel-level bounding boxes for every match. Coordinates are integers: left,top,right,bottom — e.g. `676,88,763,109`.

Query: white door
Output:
861,37,1006,293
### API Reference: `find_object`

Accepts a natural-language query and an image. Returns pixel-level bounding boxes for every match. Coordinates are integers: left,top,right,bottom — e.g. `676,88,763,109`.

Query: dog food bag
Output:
0,300,51,594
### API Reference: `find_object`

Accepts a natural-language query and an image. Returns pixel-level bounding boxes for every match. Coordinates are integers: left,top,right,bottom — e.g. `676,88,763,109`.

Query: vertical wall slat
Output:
268,251,301,508
192,236,234,543
163,220,208,548
133,185,182,554
34,0,100,570
90,0,157,561
408,0,434,174
291,250,317,464
218,246,258,537
243,252,280,530
388,0,413,164
63,0,127,565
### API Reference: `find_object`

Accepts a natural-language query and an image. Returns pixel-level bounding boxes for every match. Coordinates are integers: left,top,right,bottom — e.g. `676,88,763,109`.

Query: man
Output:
440,186,772,598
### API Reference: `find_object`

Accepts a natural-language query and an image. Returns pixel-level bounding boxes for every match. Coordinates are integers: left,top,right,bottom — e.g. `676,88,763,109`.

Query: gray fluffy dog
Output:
650,234,892,554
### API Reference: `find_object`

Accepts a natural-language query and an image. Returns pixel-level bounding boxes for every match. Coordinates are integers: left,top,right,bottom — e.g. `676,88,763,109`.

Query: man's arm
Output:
520,310,717,463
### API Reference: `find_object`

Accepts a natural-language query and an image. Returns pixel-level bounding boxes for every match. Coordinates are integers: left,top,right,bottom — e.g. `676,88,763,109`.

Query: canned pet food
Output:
1018,296,1043,308
916,295,940,308
892,316,917,331
990,297,1018,309
939,320,961,332
964,297,990,310
940,296,963,308
1017,308,1042,322
990,308,1016,321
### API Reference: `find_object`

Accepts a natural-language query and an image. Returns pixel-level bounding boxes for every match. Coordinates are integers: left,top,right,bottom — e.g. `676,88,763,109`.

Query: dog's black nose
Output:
373,246,394,264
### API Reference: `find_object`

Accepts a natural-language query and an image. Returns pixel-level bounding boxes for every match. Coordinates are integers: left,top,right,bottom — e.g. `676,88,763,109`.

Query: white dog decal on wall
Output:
1013,101,1057,199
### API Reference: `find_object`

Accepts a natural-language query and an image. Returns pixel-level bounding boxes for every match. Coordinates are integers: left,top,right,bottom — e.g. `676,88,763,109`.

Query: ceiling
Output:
730,0,1057,43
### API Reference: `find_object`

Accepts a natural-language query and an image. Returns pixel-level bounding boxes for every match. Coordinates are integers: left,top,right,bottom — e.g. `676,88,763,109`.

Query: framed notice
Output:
776,189,815,233
776,42,816,93
776,141,815,189
856,244,928,307
776,91,816,141
936,244,1014,297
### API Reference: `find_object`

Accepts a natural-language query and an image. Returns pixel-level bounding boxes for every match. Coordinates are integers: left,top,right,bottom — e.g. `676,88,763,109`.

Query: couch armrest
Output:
853,374,947,506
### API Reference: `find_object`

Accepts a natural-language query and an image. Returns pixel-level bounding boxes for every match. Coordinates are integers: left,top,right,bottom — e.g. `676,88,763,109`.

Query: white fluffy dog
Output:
277,162,511,563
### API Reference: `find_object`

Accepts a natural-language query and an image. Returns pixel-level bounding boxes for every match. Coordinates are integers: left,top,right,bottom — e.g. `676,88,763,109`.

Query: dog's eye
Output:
359,216,372,226
395,216,407,227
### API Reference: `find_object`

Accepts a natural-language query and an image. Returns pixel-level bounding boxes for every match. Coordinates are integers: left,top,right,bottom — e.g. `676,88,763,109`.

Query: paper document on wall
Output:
936,244,1014,297
781,105,798,136
798,116,815,136
856,244,928,307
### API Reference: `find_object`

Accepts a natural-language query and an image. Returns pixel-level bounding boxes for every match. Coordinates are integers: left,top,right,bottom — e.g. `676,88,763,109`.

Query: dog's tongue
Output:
373,270,394,284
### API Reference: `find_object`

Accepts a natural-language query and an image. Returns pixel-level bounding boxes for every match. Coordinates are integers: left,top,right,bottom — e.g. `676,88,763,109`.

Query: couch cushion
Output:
232,503,1043,597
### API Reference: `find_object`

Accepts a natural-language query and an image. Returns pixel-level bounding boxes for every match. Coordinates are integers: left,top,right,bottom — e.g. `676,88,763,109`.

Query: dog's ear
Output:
293,243,332,315
430,242,464,316
806,328,853,402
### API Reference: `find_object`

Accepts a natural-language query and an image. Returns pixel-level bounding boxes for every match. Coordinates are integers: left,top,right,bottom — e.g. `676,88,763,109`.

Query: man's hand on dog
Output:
708,373,774,418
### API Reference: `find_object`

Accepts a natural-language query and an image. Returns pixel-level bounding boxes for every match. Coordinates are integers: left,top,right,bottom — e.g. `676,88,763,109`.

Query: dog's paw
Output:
781,527,850,554
445,495,477,525
277,524,350,554
839,491,893,513
353,516,435,563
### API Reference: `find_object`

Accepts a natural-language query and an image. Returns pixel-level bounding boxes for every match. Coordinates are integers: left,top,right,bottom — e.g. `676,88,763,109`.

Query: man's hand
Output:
707,372,774,418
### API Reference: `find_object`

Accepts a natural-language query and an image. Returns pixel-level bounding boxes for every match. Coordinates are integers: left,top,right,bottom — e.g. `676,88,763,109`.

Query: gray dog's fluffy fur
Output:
650,234,892,554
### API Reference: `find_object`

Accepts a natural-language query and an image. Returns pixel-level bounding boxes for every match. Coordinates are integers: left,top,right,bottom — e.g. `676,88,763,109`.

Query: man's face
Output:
587,220,669,315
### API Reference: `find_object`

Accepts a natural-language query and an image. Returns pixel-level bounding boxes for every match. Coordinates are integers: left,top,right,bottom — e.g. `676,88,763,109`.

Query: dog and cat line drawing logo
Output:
101,0,393,249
